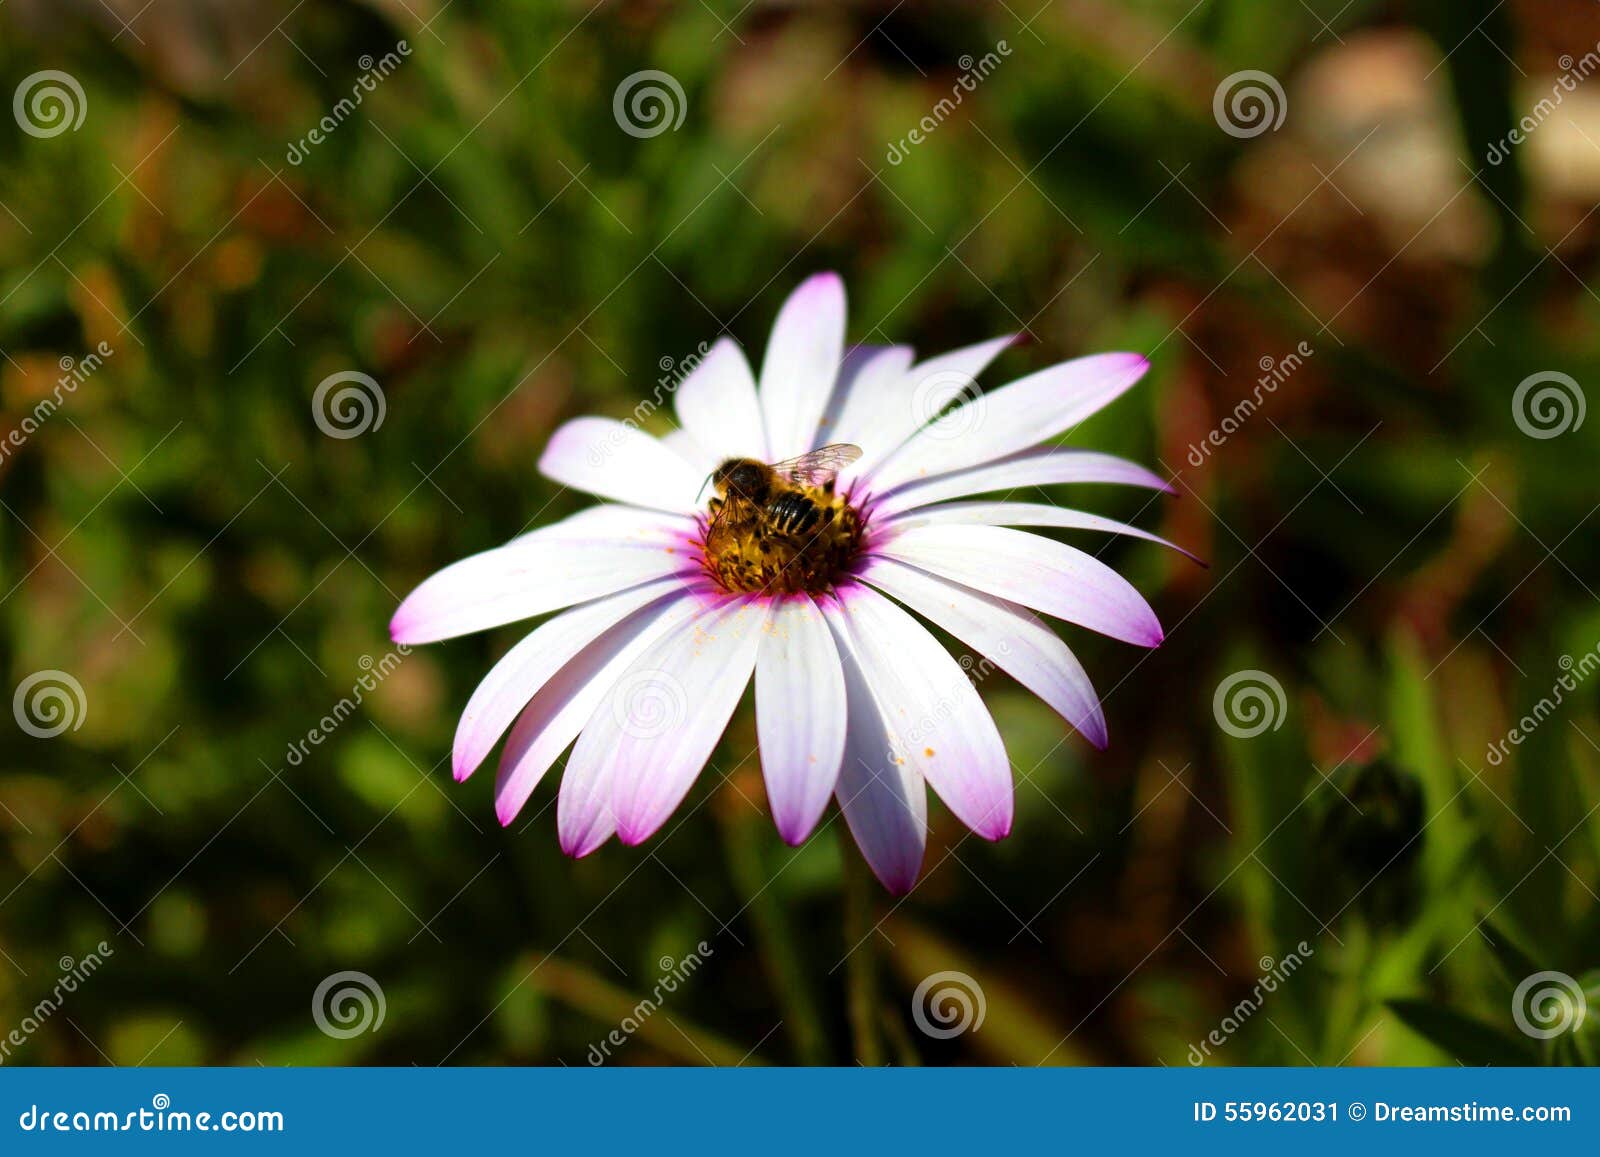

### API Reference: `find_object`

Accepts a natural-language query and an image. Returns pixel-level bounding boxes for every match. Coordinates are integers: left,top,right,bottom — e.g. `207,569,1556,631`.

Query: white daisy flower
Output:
392,273,1189,892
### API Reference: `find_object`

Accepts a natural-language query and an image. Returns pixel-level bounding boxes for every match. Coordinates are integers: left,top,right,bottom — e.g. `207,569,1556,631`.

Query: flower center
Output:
701,482,864,596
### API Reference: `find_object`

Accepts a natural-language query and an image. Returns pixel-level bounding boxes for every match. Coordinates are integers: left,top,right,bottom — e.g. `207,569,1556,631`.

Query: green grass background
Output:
2,0,1599,1066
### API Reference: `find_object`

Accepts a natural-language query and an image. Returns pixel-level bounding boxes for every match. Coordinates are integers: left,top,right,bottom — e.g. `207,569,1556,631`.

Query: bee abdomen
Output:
767,491,821,535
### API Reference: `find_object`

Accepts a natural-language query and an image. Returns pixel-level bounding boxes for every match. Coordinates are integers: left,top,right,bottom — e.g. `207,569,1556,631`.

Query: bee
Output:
702,443,864,595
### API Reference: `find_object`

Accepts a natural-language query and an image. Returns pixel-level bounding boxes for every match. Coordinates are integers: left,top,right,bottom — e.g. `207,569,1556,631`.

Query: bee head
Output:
710,459,772,504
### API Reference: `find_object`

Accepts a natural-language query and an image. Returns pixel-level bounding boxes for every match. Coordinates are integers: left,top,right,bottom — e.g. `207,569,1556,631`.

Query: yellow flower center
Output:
701,482,863,595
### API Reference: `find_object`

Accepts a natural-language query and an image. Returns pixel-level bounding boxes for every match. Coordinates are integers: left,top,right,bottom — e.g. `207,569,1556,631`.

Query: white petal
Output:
829,584,1013,840
755,595,846,845
497,592,698,833
871,523,1163,647
578,598,764,846
453,578,684,783
881,500,1199,563
821,599,927,894
820,345,914,457
872,448,1172,516
538,416,705,512
851,335,1016,477
858,556,1106,748
660,427,716,477
511,504,698,548
868,352,1149,493
760,273,846,459
675,337,766,463
391,536,697,645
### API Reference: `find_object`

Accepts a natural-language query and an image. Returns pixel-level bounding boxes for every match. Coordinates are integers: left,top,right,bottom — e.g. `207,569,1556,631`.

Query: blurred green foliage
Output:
2,0,1599,1066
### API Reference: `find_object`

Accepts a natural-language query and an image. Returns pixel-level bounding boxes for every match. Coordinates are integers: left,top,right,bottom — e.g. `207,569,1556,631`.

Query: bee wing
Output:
770,443,863,488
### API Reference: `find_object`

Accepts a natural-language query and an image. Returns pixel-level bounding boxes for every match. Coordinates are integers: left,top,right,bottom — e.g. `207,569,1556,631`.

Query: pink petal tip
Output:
388,610,417,646
774,817,814,847
615,825,652,847
559,828,608,858
799,270,844,294
882,868,920,896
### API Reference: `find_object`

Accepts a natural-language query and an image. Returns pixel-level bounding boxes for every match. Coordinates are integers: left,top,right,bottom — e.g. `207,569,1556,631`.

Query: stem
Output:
717,811,831,1064
1323,922,1370,1064
881,1002,922,1066
843,849,886,1066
